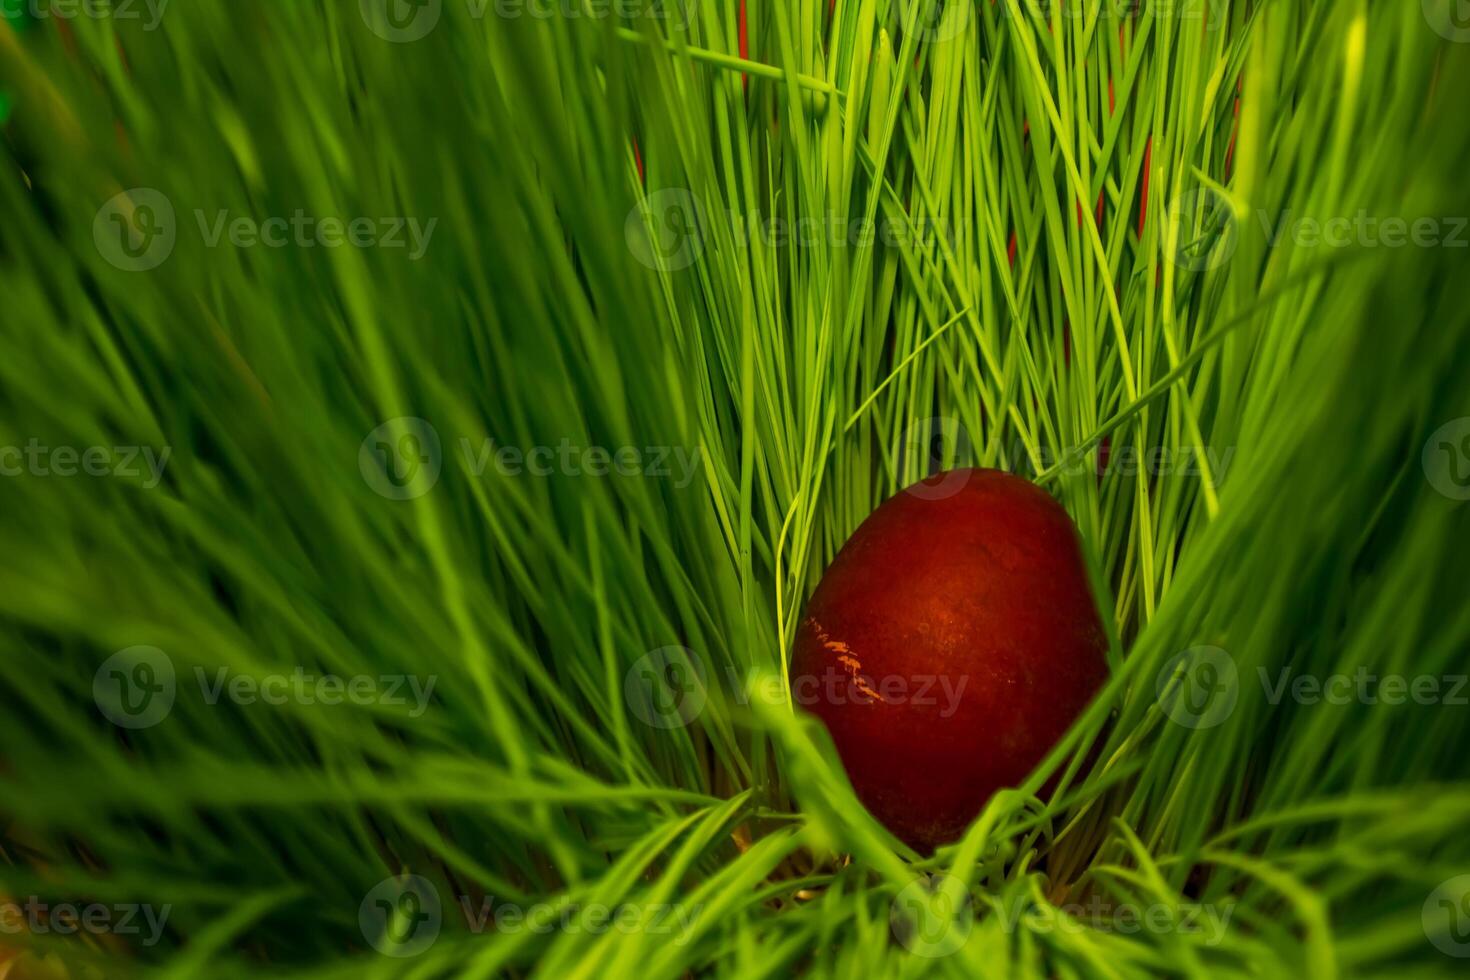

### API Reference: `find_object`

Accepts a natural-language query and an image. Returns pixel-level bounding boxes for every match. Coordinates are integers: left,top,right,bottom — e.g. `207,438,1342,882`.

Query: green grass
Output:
2,1,1470,976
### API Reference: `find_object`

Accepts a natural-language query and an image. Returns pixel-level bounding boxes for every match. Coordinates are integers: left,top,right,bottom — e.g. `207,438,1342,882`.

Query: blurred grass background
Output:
2,0,1470,976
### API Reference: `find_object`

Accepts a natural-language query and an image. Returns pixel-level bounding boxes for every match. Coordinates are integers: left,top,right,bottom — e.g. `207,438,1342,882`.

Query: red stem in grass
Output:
1138,136,1152,238
56,19,77,55
1224,78,1242,179
738,0,749,92
1078,191,1104,231
1096,435,1112,481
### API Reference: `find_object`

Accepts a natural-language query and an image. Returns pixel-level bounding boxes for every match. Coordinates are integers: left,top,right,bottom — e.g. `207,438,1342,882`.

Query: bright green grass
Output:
2,1,1470,977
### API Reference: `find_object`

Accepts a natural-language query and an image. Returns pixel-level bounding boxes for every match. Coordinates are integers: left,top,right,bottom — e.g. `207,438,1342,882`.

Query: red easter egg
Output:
791,468,1108,850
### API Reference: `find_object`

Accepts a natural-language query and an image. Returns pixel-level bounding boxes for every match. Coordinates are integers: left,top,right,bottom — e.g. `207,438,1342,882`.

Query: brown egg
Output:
791,468,1108,851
